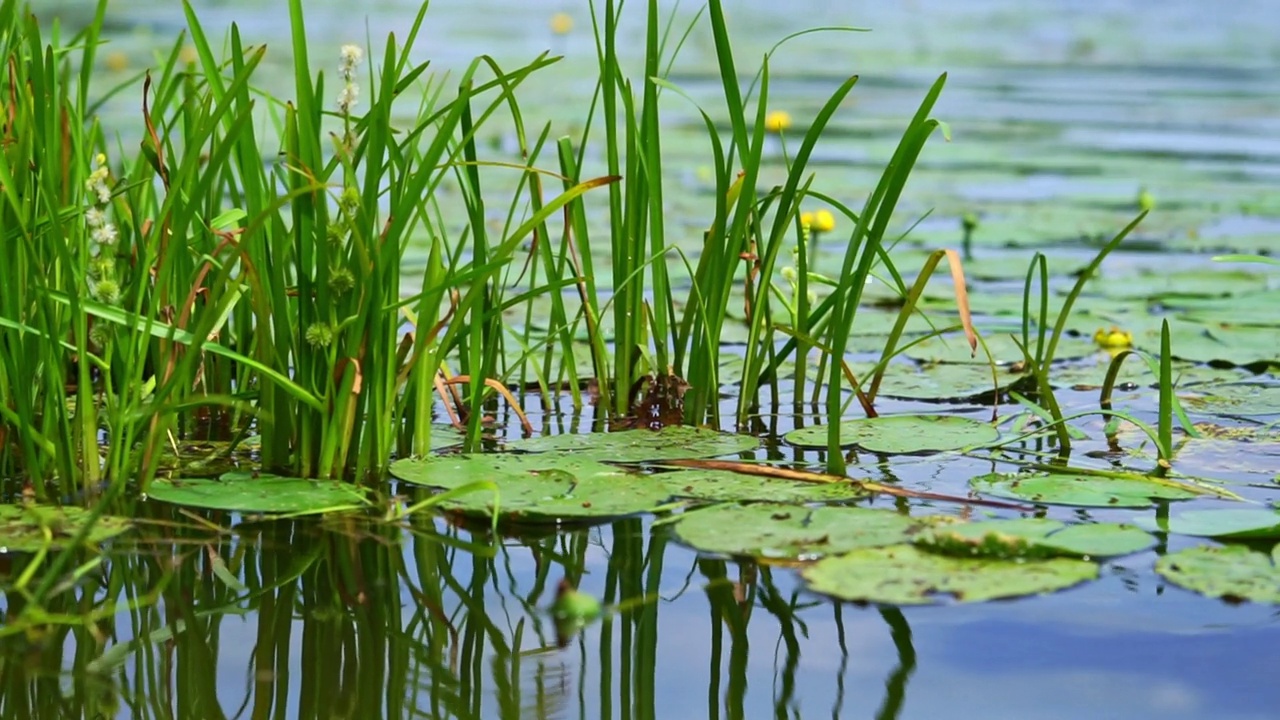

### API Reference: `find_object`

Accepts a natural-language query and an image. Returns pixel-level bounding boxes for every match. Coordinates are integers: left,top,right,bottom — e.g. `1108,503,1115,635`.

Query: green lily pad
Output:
504,426,759,462
144,472,370,515
1169,435,1280,478
903,331,1098,365
785,415,1000,454
659,470,866,504
389,454,673,521
1085,268,1270,301
0,505,131,552
1136,509,1280,539
1180,383,1280,417
802,544,1098,605
1155,544,1280,604
971,471,1199,508
918,518,1154,559
851,361,1025,401
671,503,939,560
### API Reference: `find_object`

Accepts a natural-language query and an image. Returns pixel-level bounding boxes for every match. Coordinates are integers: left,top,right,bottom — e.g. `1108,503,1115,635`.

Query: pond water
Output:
18,1,1280,718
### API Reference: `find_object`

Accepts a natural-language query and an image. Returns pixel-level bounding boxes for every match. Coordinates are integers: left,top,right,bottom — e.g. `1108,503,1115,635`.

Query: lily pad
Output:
971,471,1199,508
659,470,866,504
1136,509,1280,539
918,518,1154,559
1179,383,1280,417
671,503,938,560
903,331,1098,365
390,454,673,521
802,544,1098,605
0,505,131,552
1155,544,1280,604
505,426,759,462
851,361,1025,401
786,415,1000,454
144,472,370,515
1085,268,1270,301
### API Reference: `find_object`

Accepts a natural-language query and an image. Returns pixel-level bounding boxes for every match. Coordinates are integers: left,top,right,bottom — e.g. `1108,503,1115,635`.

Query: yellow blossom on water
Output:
179,45,199,65
104,51,128,72
1093,326,1133,350
812,209,836,233
550,12,574,35
764,110,791,133
800,211,814,229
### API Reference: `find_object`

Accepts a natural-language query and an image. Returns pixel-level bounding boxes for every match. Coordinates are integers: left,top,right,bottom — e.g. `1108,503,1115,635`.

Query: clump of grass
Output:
0,0,981,489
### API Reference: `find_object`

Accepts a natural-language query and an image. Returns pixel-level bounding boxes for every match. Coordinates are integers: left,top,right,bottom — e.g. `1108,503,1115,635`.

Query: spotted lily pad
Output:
1136,508,1280,539
971,471,1199,508
144,472,370,515
504,426,759,462
918,518,1154,559
671,503,940,561
0,505,131,551
659,470,866,504
1155,544,1280,604
389,454,673,521
785,415,1000,454
802,544,1098,605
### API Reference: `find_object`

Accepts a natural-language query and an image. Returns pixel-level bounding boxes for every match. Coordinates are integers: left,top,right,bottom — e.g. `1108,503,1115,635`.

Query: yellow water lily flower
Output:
550,12,574,35
800,209,835,233
1093,326,1133,349
765,110,792,133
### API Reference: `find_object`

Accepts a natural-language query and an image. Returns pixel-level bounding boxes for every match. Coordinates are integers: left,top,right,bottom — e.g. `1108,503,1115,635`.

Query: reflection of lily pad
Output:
390,454,673,521
971,471,1198,508
145,473,370,515
1136,509,1280,539
786,415,1000,454
671,504,936,560
0,505,131,551
1180,384,1280,417
918,518,1154,559
659,470,866,504
803,544,1097,605
505,426,759,462
1155,544,1280,604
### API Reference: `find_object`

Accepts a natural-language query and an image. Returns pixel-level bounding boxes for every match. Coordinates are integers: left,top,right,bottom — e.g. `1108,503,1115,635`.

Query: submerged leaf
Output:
144,473,370,515
786,415,1000,454
971,471,1198,508
802,544,1097,605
